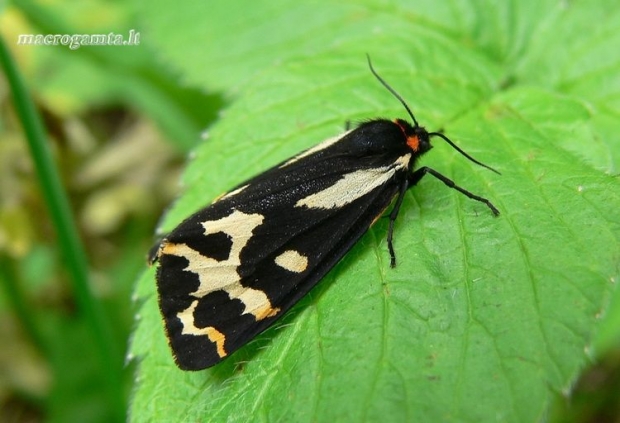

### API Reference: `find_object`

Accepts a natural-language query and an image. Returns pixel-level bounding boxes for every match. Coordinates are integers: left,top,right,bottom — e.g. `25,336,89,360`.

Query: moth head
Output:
368,55,500,175
394,118,432,155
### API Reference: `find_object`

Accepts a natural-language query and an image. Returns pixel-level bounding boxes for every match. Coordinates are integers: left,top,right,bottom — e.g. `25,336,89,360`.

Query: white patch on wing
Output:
162,209,280,323
280,131,352,168
177,300,227,357
295,154,411,209
274,250,308,273
216,184,249,202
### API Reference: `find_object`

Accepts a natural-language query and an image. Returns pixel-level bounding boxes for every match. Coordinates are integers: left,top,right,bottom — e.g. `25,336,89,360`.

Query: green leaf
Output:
130,1,620,422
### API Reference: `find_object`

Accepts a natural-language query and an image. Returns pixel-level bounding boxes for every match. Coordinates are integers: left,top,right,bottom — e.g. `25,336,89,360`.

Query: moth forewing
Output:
151,59,499,370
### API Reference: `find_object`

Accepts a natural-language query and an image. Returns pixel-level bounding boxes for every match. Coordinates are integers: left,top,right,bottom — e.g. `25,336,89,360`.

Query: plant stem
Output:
0,35,125,422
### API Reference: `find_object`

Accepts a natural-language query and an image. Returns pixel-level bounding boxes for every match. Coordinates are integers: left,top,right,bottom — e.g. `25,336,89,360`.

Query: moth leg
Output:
409,167,500,216
344,120,351,131
387,178,410,268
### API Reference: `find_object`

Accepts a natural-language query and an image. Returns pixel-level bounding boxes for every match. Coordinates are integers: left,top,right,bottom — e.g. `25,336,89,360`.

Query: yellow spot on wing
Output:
280,131,351,168
177,300,228,358
207,328,227,358
295,155,410,209
161,210,279,320
215,184,249,202
253,305,280,320
274,250,309,273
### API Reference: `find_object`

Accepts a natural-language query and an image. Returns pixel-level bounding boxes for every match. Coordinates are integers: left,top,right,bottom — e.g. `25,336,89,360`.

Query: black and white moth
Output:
150,56,500,370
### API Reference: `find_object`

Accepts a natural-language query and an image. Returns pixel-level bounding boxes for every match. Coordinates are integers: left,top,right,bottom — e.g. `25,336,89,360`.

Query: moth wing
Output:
155,124,412,369
155,172,404,370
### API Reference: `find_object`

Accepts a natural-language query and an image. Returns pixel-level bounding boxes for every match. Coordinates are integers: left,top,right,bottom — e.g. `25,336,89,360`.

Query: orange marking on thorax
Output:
394,119,420,152
407,135,420,151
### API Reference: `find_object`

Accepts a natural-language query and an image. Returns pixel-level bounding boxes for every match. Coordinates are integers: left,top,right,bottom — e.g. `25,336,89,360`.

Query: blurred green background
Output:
1,0,619,422
1,0,220,421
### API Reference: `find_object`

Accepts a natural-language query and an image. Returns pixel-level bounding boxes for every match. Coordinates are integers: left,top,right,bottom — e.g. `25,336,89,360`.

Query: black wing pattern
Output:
154,120,414,369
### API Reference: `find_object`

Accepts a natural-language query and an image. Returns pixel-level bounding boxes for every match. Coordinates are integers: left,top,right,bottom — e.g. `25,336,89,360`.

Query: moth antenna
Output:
366,54,419,128
428,131,501,175
366,56,499,175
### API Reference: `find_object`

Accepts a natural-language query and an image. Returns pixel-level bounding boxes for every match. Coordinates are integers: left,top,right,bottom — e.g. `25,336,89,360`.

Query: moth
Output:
150,56,499,370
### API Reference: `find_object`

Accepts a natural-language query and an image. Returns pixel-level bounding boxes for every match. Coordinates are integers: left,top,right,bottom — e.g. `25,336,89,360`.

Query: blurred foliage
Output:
0,0,222,421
